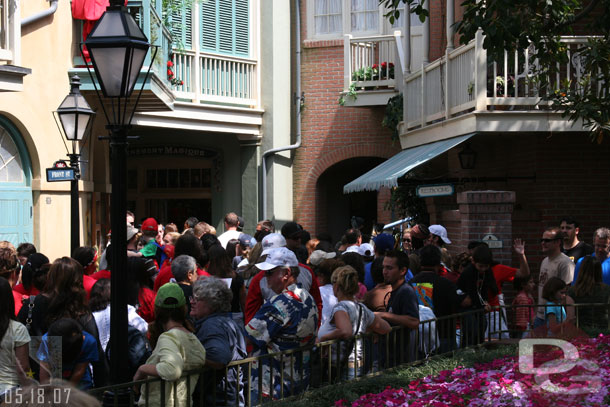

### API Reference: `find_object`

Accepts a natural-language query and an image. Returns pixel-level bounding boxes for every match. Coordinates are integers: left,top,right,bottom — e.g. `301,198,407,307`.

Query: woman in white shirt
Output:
317,266,390,380
0,277,31,399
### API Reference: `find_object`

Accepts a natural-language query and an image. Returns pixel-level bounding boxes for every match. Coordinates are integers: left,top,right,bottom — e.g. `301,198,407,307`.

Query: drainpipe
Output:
22,0,59,27
261,0,303,220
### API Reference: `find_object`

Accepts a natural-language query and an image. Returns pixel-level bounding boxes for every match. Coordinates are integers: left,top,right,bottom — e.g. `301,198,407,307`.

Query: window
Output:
351,0,378,32
201,0,249,57
314,0,342,35
0,127,24,183
0,0,18,62
310,0,415,39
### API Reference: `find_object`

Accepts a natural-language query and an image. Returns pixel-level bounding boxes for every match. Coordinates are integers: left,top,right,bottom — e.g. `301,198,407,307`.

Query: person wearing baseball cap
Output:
244,235,323,327
133,282,206,406
428,225,451,247
139,217,166,269
245,247,318,400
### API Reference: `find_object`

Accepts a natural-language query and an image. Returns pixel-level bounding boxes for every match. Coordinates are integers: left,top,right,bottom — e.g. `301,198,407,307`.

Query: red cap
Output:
141,217,158,232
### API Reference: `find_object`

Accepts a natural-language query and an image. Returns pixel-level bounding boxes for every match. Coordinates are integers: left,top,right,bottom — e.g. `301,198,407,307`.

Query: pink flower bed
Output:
335,334,610,407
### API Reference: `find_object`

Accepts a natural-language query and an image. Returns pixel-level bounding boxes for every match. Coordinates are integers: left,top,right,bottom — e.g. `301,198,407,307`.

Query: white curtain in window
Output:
315,0,342,34
351,0,378,32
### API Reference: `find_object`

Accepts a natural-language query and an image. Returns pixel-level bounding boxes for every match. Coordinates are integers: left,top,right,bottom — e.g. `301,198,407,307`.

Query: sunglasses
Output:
403,238,411,243
540,238,560,243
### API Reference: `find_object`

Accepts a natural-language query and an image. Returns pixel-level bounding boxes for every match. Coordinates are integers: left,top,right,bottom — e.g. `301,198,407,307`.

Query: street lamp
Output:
82,0,153,390
54,75,96,254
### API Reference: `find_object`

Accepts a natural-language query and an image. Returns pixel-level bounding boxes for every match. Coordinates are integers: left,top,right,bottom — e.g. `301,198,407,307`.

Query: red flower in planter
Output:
167,60,174,68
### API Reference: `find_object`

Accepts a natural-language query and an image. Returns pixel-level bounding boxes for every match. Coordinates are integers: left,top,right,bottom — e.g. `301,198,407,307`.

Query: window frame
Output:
306,0,420,40
0,0,20,64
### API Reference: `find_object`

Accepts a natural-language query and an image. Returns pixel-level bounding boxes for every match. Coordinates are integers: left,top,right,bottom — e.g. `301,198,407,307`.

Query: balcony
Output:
73,0,262,137
73,0,175,111
171,51,258,108
341,33,403,107
399,34,592,148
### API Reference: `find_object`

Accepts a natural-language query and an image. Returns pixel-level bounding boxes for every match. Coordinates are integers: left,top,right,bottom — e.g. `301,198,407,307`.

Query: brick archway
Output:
295,143,398,233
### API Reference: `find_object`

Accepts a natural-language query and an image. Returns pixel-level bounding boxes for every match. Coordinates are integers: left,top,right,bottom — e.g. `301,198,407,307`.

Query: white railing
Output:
404,35,594,130
172,50,257,107
344,34,400,90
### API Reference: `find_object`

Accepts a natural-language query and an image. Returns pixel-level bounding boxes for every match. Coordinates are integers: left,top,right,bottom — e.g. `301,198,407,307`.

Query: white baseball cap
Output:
256,247,299,270
261,233,287,255
344,245,360,254
309,250,337,266
358,243,374,257
429,224,451,244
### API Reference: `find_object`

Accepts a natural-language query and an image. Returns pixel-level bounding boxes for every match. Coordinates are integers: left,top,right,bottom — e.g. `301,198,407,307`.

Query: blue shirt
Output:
245,285,318,399
195,313,247,406
573,254,610,285
38,331,98,389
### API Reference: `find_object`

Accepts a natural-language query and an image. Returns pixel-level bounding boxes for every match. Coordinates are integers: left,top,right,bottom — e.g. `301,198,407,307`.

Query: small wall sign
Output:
416,184,454,198
482,234,503,249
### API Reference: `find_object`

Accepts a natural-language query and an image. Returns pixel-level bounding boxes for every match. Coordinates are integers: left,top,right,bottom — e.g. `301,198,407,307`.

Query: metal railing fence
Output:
91,301,610,406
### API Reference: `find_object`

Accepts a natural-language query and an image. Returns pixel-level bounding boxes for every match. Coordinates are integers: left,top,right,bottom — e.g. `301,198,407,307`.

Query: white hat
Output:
261,233,287,255
309,250,337,266
255,247,299,270
358,243,374,257
344,245,360,254
429,224,451,244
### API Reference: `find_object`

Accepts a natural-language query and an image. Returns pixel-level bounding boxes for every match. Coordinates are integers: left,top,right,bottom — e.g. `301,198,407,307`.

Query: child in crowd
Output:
37,319,98,390
541,277,570,332
512,275,535,337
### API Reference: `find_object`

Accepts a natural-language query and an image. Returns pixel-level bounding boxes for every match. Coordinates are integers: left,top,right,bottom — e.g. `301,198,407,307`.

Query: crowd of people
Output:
0,213,609,405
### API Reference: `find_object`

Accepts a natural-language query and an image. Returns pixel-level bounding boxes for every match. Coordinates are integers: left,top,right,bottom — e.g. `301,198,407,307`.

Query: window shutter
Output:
200,0,249,57
201,0,217,51
234,0,249,56
171,2,193,50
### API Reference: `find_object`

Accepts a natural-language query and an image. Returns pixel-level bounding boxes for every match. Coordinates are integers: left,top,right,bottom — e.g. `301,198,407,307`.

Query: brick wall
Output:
424,133,610,277
295,2,400,237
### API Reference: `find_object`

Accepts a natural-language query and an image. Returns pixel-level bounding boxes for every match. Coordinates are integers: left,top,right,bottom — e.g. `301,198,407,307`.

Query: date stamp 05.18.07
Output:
2,386,71,404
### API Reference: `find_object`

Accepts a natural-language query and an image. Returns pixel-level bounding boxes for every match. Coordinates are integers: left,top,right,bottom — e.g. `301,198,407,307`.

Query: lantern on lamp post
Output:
54,75,96,254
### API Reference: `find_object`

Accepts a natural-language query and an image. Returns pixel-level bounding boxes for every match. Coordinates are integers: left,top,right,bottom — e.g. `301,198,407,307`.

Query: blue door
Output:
0,116,33,246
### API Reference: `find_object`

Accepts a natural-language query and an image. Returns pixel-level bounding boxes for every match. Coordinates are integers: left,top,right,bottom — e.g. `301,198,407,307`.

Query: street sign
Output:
46,167,75,182
416,184,454,198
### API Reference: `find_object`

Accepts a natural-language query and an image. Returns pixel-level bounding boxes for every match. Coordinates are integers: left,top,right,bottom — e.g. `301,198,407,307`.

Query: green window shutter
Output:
200,0,249,57
171,2,192,50
234,0,249,56
201,0,217,51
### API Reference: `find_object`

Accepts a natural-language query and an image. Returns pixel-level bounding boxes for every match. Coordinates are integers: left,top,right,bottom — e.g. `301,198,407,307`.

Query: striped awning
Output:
343,134,474,193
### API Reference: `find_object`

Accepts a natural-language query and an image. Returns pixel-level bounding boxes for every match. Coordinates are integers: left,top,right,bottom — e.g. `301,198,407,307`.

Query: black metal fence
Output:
91,302,610,406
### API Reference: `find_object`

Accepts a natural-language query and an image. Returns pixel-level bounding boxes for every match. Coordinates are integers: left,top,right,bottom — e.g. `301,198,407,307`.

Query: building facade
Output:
0,0,293,258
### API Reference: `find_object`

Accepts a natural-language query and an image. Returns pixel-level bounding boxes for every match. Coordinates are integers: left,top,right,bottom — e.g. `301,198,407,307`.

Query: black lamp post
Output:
54,75,96,255
82,0,151,389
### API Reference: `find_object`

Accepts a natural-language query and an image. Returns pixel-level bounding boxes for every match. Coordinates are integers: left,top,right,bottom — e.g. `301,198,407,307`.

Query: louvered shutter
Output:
234,0,249,56
200,0,249,57
201,0,217,51
171,2,193,50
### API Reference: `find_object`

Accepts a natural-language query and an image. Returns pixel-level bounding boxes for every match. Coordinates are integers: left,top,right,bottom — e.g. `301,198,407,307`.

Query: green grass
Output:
271,344,518,407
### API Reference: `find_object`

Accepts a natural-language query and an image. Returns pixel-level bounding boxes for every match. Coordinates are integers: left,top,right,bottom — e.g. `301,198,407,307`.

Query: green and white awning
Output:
343,134,474,193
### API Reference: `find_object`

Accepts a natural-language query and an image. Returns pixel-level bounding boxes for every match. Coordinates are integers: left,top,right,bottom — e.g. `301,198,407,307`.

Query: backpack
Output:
106,324,152,379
